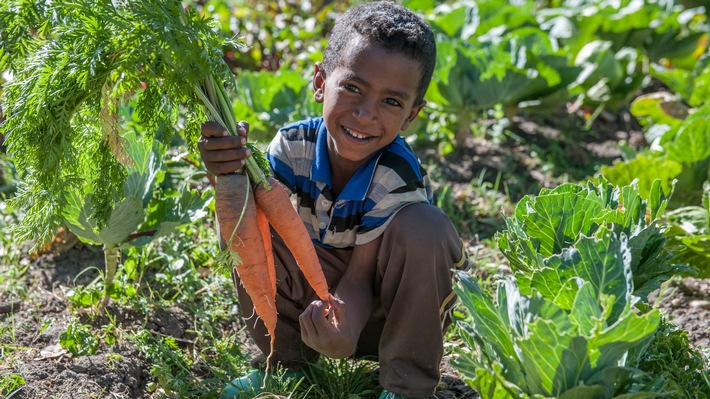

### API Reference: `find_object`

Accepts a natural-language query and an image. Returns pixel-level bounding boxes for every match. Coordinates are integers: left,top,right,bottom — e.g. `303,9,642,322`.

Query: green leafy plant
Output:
568,40,648,115
302,358,379,399
117,230,249,397
185,0,354,72
635,317,710,398
231,68,320,141
0,0,265,306
425,29,578,151
535,0,707,117
0,372,25,397
452,178,704,398
538,0,707,65
60,128,210,306
651,53,710,107
496,177,686,302
412,0,538,41
130,329,210,397
66,283,105,309
609,56,710,210
603,101,710,209
453,268,662,398
664,181,710,277
131,326,377,399
0,0,240,246
135,228,222,302
60,320,100,356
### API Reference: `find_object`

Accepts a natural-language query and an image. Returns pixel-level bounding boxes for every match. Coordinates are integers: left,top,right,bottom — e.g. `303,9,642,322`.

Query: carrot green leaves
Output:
0,0,238,245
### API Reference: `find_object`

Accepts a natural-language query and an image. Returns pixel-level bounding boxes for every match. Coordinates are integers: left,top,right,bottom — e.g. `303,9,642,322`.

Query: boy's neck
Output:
329,158,358,198
330,168,355,198
328,151,378,198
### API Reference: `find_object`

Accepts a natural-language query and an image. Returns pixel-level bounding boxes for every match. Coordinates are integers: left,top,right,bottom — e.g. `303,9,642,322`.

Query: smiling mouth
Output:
343,126,374,141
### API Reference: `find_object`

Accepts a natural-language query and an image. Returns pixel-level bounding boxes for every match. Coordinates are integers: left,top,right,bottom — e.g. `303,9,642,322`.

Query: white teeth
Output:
344,127,369,139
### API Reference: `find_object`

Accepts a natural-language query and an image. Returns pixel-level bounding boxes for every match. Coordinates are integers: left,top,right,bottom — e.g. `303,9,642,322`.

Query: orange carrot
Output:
214,173,277,376
214,173,331,381
256,207,276,290
254,177,330,301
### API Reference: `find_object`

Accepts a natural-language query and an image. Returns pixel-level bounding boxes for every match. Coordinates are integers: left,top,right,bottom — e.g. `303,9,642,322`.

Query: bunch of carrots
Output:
195,76,332,375
2,0,330,379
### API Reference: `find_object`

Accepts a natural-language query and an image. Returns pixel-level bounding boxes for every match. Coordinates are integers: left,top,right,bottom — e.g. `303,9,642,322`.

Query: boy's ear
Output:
313,62,325,103
400,100,426,131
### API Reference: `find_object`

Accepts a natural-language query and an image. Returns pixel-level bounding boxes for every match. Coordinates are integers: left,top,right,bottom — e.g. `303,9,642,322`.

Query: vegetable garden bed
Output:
1,109,708,398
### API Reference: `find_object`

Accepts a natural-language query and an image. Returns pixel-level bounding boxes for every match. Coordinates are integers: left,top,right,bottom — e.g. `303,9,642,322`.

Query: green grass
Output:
119,229,384,398
0,372,26,397
38,220,380,398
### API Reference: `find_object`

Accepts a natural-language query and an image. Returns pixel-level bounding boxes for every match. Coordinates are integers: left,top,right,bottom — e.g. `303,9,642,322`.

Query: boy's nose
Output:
352,98,377,123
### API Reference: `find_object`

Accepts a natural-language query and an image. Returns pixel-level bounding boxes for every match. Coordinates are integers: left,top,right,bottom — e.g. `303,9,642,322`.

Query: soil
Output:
1,107,708,399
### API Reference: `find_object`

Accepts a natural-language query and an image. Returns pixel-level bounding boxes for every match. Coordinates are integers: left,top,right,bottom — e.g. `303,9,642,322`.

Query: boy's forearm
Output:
333,277,373,354
329,236,380,357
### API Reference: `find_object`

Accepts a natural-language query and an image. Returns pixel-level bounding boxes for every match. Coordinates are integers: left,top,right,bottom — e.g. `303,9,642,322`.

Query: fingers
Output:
326,295,344,329
201,121,228,138
199,121,247,150
327,294,344,311
201,121,249,138
198,140,251,175
199,134,246,151
299,304,318,339
237,120,249,138
198,120,252,175
205,159,249,175
299,299,334,337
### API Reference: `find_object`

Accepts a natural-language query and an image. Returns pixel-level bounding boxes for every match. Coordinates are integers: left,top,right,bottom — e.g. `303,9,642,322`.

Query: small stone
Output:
689,300,710,310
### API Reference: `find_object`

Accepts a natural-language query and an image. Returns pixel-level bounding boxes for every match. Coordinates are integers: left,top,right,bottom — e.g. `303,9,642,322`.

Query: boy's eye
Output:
384,98,402,107
343,84,360,93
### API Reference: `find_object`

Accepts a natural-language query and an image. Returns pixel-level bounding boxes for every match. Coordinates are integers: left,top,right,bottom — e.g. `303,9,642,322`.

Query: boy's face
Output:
313,42,426,172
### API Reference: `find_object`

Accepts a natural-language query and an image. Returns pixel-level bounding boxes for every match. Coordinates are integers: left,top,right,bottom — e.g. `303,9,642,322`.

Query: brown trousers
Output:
232,203,467,398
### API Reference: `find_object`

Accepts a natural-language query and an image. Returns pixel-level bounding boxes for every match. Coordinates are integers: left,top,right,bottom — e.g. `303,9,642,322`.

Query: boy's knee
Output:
386,203,458,248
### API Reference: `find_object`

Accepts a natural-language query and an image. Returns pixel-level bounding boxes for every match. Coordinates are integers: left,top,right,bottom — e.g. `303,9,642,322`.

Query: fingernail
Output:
240,138,246,145
245,149,251,156
222,130,228,136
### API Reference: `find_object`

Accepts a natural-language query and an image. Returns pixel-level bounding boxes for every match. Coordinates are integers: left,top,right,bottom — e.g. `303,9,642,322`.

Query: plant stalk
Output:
194,78,269,189
100,245,119,308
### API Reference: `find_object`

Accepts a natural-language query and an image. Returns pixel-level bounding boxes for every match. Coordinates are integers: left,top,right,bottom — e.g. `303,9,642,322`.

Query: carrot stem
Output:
194,80,268,189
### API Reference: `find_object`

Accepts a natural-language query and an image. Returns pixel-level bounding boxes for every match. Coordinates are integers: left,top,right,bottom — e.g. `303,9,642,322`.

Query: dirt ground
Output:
1,108,709,399
1,243,486,399
1,245,708,399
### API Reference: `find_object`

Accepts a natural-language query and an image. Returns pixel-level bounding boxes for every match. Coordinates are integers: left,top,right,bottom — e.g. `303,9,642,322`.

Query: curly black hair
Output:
321,1,436,104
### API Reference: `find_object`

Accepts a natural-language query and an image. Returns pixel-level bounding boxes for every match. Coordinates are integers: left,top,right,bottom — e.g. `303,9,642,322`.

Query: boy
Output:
199,2,468,398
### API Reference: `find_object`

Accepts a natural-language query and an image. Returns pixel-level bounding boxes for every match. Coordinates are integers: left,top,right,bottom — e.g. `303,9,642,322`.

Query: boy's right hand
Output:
198,121,252,175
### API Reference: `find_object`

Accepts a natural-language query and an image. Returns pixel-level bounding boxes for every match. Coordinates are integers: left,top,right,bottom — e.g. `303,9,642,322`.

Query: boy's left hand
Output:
299,295,356,358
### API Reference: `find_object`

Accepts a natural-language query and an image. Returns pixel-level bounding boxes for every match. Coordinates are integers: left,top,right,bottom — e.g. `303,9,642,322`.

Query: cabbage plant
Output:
665,181,710,277
452,178,698,398
61,129,210,306
453,267,661,398
497,177,686,302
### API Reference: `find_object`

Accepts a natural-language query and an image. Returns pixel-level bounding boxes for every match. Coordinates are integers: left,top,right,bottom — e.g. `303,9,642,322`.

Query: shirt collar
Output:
311,120,389,201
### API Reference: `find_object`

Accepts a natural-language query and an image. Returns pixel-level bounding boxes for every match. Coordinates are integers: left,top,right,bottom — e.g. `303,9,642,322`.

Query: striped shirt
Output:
266,117,434,248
